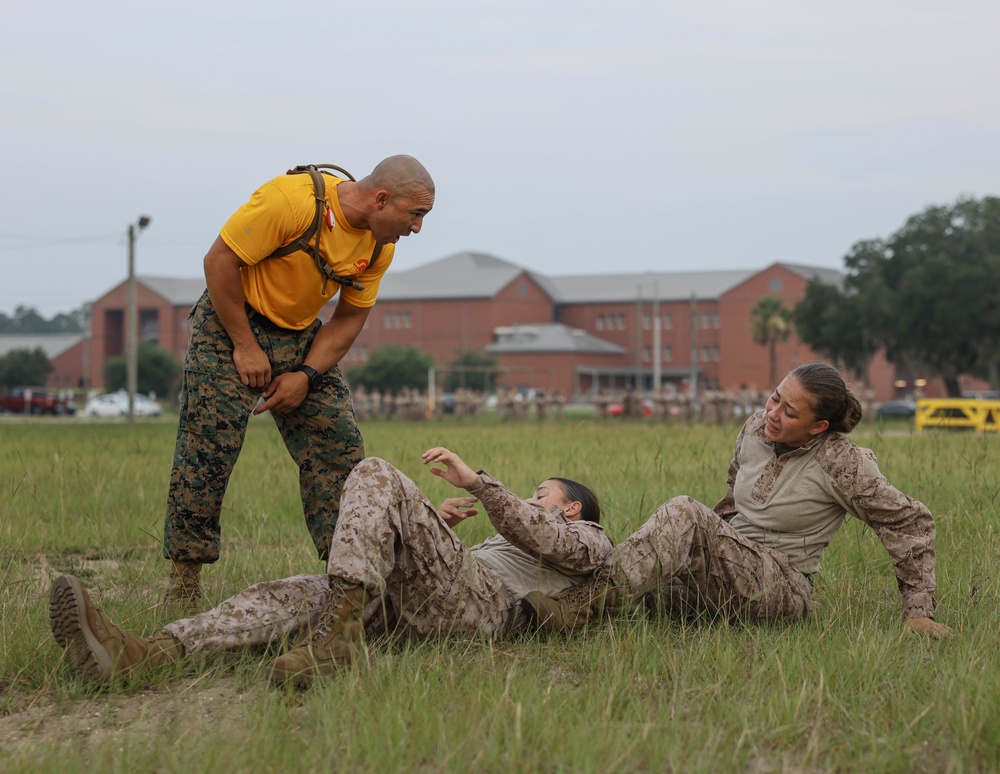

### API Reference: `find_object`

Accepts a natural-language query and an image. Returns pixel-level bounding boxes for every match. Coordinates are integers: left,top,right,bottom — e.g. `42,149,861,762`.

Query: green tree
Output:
796,196,1000,396
0,305,84,334
441,350,502,392
0,347,53,390
345,345,434,395
794,278,876,375
749,296,793,388
104,343,182,398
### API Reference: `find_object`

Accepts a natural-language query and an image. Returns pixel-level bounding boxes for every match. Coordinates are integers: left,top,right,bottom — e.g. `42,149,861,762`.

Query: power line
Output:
0,233,122,251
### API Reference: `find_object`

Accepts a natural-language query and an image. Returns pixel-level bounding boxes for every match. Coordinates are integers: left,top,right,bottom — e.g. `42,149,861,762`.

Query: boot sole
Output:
49,574,114,681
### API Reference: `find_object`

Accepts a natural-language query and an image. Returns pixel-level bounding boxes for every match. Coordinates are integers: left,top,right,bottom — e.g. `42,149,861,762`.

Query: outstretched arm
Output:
465,473,612,574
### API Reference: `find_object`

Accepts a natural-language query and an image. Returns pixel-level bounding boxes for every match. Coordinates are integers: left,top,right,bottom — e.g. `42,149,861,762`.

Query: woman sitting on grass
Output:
50,448,612,688
523,362,954,640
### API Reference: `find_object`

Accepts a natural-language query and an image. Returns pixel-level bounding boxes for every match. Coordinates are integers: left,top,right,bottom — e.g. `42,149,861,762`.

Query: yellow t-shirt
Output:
220,172,394,330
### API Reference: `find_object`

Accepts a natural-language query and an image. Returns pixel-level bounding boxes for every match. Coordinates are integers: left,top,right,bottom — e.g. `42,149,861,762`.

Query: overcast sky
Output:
2,0,997,317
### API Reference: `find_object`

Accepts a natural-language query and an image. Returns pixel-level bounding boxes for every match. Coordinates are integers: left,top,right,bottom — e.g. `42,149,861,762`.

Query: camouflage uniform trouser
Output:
163,291,364,564
161,457,509,655
608,496,813,623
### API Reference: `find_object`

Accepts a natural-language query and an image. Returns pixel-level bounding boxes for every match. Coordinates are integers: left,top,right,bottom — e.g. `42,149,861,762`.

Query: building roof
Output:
779,263,845,289
112,258,843,309
536,268,758,304
377,252,530,300
377,252,843,305
0,333,83,359
138,276,206,306
487,324,626,355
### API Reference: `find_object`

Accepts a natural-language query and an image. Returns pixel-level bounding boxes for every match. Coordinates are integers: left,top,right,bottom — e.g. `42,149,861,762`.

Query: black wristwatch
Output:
292,364,324,392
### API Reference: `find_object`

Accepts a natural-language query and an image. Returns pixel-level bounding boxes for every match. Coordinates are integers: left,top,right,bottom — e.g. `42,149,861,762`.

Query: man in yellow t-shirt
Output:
162,155,435,611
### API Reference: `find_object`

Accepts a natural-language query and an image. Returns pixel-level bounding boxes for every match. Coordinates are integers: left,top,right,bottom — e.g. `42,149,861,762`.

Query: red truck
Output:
0,387,76,415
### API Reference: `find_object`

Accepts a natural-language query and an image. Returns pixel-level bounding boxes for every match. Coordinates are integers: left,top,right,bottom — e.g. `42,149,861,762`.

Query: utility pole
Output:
635,286,643,390
127,216,152,423
690,292,699,402
652,282,661,392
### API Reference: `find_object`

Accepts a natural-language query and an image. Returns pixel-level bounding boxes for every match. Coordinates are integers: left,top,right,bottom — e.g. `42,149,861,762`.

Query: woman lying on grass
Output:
50,448,611,688
523,362,954,640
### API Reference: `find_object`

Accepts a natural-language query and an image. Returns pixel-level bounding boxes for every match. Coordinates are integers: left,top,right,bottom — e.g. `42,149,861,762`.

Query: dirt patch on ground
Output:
0,677,257,757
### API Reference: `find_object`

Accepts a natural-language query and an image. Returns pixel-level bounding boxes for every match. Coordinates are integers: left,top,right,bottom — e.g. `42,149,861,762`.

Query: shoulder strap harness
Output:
265,164,380,295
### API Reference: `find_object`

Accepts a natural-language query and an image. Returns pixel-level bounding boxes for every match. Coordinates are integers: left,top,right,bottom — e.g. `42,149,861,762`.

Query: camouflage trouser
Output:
608,496,813,623
161,457,510,655
163,291,364,564
163,573,330,655
327,457,510,640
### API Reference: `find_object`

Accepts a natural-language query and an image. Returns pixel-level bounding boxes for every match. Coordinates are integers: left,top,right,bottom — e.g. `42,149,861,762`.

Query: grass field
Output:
1,414,998,772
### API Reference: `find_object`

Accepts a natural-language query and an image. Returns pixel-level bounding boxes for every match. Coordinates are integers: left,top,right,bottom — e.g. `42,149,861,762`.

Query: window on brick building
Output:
643,346,651,362
384,312,393,328
595,315,604,330
404,311,412,328
617,314,626,330
139,309,159,343
702,313,710,330
713,313,720,329
770,278,783,293
702,345,710,361
663,313,672,329
663,345,672,362
642,314,651,330
713,346,720,361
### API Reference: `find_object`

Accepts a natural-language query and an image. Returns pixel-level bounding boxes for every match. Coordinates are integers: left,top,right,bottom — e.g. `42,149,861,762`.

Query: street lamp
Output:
127,215,152,424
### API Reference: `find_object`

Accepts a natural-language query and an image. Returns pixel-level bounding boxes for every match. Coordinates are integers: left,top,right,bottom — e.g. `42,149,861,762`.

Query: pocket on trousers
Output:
178,370,217,438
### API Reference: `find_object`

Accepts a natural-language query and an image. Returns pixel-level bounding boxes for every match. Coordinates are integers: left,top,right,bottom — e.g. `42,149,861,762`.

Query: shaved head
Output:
363,155,434,197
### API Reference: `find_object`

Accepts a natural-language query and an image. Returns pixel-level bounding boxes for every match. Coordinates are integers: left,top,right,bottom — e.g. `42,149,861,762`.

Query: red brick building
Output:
84,277,205,389
0,333,85,389
358,253,900,399
32,251,968,401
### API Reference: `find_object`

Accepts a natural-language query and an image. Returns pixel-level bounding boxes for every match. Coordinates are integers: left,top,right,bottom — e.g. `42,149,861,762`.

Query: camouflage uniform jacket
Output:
713,411,938,620
466,472,613,631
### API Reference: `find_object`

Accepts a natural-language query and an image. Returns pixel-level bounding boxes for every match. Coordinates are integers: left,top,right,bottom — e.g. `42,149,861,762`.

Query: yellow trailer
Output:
915,398,1000,433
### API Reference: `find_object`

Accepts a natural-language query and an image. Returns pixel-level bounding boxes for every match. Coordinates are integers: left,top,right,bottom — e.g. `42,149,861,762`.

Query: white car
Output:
82,391,163,418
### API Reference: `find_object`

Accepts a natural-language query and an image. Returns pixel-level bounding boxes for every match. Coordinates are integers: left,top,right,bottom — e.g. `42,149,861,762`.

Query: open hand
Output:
422,447,479,489
438,496,479,528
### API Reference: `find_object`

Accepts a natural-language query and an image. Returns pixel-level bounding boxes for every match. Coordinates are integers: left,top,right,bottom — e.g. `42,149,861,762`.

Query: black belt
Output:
245,303,296,333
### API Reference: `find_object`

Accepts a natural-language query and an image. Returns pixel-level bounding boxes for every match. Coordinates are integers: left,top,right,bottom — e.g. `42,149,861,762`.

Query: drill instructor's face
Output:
371,186,434,244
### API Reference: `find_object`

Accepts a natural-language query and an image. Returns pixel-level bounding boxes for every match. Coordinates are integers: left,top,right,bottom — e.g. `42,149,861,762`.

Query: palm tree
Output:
750,296,793,388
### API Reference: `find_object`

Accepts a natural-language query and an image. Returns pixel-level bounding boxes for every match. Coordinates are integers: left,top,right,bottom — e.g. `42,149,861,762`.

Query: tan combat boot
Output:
266,582,369,689
162,560,203,615
521,575,619,634
49,574,185,682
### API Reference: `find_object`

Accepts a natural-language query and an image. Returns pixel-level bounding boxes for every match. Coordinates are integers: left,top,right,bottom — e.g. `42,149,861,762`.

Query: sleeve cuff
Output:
464,471,492,497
